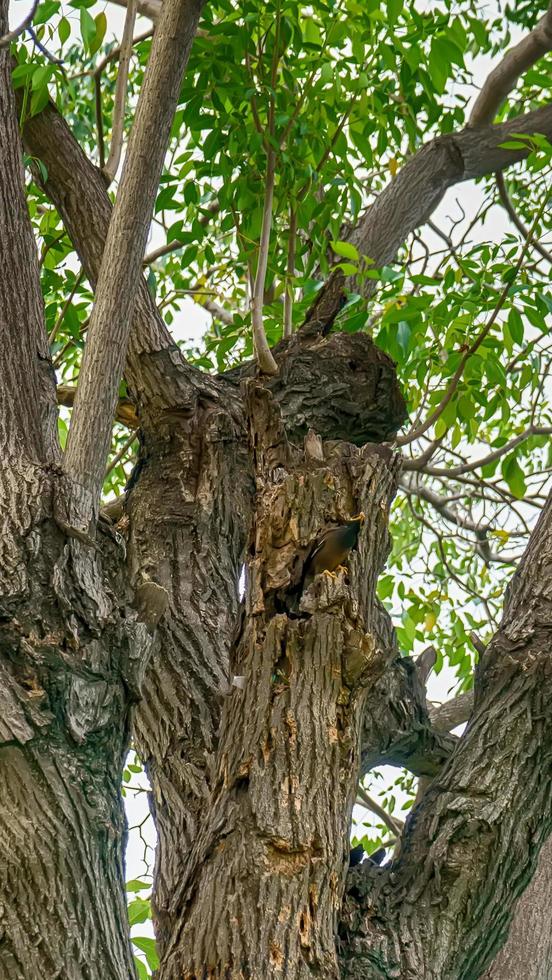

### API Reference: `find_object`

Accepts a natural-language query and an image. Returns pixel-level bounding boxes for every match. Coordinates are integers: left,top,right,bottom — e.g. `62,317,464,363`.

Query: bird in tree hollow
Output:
301,513,365,592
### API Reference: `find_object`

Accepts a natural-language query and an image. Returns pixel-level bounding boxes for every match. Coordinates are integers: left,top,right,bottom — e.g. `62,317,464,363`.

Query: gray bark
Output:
340,493,552,979
63,0,206,519
483,834,552,980
159,387,400,979
0,15,152,976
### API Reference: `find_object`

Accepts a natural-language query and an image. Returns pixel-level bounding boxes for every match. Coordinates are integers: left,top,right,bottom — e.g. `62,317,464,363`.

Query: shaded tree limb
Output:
469,3,552,127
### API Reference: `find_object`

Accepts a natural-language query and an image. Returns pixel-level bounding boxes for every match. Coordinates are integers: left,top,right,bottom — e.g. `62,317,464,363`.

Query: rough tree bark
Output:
160,386,400,979
0,6,151,975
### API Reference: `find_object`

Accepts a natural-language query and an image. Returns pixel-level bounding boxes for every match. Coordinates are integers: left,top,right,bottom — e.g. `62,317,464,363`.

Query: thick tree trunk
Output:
158,385,399,979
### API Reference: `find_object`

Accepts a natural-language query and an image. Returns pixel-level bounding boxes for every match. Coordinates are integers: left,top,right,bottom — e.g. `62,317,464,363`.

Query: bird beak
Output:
352,512,365,524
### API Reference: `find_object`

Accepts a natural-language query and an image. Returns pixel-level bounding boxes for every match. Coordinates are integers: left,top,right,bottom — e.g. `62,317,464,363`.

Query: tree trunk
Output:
483,834,552,980
158,385,399,979
339,494,552,979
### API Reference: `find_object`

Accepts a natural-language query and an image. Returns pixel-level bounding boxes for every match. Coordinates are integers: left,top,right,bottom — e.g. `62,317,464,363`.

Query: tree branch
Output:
428,690,474,732
345,491,552,978
301,104,552,338
469,3,552,127
399,477,489,536
0,0,39,48
103,0,138,184
414,425,552,478
356,785,404,838
496,170,552,266
62,0,206,523
250,8,281,376
108,0,161,22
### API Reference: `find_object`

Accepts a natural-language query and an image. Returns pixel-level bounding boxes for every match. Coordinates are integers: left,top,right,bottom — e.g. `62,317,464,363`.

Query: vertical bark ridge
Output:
0,742,134,980
0,29,58,596
127,389,252,951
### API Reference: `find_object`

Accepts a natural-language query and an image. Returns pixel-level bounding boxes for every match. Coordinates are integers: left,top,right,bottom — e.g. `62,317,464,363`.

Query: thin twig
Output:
49,270,85,344
283,206,297,338
39,230,65,269
104,430,137,479
496,171,552,266
356,785,404,838
103,0,138,184
0,0,39,48
28,27,63,64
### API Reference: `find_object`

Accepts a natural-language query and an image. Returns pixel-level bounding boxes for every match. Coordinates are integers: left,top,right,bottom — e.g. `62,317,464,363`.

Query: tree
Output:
1,0,552,976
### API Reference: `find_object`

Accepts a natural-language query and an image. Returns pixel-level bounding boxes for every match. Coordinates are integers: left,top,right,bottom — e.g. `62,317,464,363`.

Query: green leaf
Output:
11,63,35,88
134,956,149,980
31,65,53,90
128,897,152,926
80,7,96,51
90,12,107,55
502,455,526,499
330,240,360,261
34,0,60,24
126,879,151,893
133,937,159,971
507,308,524,345
335,261,358,276
58,16,71,43
386,0,403,25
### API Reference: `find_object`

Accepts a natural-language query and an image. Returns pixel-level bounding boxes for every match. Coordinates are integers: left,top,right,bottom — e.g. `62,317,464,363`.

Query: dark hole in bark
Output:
233,774,250,796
